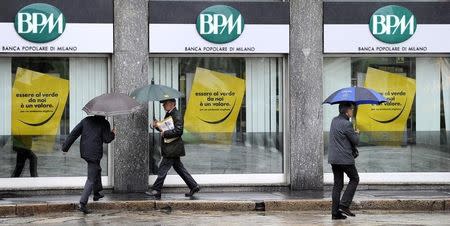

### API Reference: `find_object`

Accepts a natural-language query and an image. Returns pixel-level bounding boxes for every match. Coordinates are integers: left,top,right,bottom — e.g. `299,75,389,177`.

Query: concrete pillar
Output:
112,0,149,192
289,0,324,190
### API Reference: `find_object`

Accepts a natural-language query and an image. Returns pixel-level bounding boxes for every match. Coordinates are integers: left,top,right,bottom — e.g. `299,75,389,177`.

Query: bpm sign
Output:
14,3,66,43
369,5,417,44
196,5,244,44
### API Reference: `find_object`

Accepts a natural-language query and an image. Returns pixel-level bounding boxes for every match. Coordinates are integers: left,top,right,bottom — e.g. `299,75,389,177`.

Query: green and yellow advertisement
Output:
184,67,245,143
12,67,69,136
356,67,416,144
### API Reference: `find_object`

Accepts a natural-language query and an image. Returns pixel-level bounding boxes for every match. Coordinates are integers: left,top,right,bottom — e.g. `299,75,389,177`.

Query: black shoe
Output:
332,212,347,220
339,206,356,217
93,193,104,201
145,190,161,199
78,203,92,214
185,186,200,197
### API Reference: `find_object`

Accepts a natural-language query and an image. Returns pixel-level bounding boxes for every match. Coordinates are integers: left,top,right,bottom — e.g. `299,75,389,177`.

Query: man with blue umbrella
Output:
328,102,359,220
324,87,386,220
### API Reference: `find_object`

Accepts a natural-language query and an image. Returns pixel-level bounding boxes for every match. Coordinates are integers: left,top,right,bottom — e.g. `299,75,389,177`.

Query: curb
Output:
0,199,449,217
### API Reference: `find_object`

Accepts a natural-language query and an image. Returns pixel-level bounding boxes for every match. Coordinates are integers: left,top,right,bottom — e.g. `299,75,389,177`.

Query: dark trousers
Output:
152,157,198,192
12,147,38,177
80,160,103,205
331,164,359,215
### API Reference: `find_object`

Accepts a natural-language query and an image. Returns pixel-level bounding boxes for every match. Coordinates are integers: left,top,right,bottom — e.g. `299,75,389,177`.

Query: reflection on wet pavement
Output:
1,210,449,226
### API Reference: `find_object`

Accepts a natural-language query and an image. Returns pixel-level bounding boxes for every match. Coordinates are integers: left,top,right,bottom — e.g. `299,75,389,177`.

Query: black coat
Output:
159,108,185,158
62,116,115,161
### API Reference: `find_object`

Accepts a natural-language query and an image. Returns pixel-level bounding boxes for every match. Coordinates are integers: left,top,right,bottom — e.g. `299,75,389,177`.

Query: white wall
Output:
245,58,279,133
148,58,179,122
0,58,11,136
69,58,108,130
323,58,351,131
416,58,441,132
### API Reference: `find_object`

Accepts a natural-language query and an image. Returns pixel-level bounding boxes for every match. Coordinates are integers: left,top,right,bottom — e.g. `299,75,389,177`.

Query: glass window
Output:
149,57,284,174
323,57,450,173
0,57,108,177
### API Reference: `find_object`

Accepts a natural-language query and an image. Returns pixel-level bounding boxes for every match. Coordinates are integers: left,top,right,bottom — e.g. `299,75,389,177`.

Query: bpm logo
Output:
14,3,66,43
369,5,417,44
196,5,244,44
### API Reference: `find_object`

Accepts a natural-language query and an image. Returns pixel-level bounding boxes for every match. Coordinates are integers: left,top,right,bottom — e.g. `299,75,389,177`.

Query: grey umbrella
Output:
130,80,184,104
82,93,141,116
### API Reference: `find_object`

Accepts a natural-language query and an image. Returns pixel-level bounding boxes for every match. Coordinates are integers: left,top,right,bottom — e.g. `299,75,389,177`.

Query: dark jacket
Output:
159,108,185,158
328,114,359,165
62,116,115,162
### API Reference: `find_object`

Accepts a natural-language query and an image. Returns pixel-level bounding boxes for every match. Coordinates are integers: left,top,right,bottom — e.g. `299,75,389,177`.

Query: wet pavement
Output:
0,210,449,225
0,190,448,219
1,189,449,205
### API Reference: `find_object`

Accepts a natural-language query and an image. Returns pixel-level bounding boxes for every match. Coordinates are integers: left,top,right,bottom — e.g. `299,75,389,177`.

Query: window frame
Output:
0,54,113,189
323,53,450,184
148,54,290,186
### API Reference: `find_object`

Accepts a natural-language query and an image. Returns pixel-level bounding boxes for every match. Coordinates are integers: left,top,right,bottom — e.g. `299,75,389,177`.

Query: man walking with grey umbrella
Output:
146,99,200,199
328,102,360,220
62,115,115,214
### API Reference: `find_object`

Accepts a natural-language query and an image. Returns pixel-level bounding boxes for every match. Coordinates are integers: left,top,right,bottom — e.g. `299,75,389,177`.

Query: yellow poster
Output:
12,67,69,136
356,67,416,143
184,67,245,143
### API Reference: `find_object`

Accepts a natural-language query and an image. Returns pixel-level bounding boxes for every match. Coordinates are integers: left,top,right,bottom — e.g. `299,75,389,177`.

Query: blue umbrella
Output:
323,87,387,105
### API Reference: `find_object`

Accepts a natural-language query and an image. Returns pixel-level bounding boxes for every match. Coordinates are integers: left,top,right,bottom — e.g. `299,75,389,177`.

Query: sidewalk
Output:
0,189,449,216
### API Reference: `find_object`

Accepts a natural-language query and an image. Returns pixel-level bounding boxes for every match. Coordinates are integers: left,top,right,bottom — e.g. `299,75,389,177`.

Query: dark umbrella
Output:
130,80,184,104
82,93,141,116
323,87,387,105
130,80,184,163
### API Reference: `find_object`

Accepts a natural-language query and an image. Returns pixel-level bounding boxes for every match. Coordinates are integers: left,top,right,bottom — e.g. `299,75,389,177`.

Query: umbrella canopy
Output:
130,82,184,104
323,87,387,105
83,93,141,116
